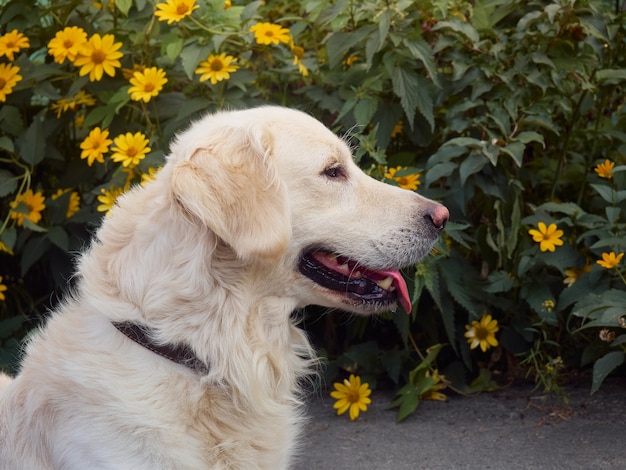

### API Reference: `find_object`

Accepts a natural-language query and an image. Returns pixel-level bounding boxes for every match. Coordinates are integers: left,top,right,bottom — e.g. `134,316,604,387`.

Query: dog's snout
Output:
425,204,449,230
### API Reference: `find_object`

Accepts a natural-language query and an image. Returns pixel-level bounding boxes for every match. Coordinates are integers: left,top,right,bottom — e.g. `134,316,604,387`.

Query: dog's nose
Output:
425,204,449,230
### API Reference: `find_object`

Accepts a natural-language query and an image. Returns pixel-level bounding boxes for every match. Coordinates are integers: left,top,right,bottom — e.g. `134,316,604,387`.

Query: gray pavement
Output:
296,377,626,470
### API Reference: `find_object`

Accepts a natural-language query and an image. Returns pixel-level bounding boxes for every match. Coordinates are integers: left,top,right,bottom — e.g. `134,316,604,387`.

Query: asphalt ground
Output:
296,377,626,470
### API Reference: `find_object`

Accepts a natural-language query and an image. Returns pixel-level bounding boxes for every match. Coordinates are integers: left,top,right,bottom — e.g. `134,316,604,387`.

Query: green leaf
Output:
163,34,184,62
0,316,25,340
381,350,403,384
591,351,624,394
115,0,132,15
326,28,372,69
403,39,440,87
500,141,525,166
180,43,211,80
432,20,479,44
514,131,545,147
440,258,481,316
590,184,626,204
0,170,18,197
21,236,51,275
353,98,378,127
596,69,626,84
390,383,420,422
391,67,428,130
484,270,517,293
22,219,48,233
444,222,472,249
0,136,14,152
0,227,16,252
459,153,487,186
17,118,46,165
536,201,585,217
47,226,69,251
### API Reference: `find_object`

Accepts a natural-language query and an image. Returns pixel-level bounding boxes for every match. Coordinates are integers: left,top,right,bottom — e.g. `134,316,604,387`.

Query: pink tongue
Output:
377,269,412,314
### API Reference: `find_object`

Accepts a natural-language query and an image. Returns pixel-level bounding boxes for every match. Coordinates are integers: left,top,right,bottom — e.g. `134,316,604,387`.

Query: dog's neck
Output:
112,322,208,374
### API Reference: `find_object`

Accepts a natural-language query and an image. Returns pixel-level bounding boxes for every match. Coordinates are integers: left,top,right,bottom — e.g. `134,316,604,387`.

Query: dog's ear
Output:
170,123,291,261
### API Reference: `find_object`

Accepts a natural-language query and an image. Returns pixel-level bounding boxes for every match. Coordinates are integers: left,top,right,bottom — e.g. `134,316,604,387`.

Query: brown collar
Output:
112,322,208,374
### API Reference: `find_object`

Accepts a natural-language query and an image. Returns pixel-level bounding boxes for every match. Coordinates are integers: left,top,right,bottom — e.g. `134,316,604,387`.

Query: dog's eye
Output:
323,166,346,179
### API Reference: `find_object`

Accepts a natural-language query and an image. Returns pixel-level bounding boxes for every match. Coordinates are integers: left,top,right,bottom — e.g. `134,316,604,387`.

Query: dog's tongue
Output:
373,268,412,314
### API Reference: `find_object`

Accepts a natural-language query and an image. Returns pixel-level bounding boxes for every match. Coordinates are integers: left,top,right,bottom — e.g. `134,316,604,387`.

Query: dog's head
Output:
169,106,448,315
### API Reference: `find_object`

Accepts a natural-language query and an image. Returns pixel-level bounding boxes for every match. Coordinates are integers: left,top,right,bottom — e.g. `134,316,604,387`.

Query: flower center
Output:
176,4,189,15
210,59,224,71
0,78,6,89
144,83,155,92
91,49,106,64
126,147,138,158
346,390,359,403
6,40,15,48
63,39,74,49
265,31,274,37
397,176,409,186
474,326,489,341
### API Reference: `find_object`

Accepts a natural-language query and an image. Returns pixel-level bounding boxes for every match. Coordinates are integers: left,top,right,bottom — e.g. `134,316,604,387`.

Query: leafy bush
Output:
1,0,625,419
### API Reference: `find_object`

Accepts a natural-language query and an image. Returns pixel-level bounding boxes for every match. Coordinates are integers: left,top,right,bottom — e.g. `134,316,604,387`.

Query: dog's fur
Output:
0,106,447,469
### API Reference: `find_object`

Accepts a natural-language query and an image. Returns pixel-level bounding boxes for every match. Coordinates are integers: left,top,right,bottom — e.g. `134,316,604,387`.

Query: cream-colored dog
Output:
0,106,448,469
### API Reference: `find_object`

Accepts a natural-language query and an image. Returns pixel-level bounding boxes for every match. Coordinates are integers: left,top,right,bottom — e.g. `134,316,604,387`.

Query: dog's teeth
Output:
339,263,349,273
376,276,393,290
353,270,362,278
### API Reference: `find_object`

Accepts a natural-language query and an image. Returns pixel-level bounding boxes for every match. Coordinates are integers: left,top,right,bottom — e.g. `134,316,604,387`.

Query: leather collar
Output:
112,322,208,374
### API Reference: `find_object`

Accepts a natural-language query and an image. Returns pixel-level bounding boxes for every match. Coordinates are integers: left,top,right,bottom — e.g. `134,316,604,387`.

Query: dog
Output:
0,106,448,469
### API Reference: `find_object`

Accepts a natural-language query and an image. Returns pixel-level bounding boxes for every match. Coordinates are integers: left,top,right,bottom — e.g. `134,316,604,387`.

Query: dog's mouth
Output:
298,250,412,313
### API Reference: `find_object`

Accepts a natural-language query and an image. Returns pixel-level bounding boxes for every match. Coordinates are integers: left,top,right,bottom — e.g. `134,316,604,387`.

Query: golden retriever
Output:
0,106,448,469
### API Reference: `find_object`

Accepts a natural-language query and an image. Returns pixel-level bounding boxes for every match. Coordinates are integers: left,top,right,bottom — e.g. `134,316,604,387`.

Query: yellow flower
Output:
0,29,29,61
249,22,292,46
97,187,124,216
73,34,124,82
345,54,359,67
291,46,309,77
420,370,448,401
464,313,499,352
141,167,161,186
9,189,46,227
111,132,151,168
154,0,199,24
0,240,14,255
47,26,87,64
597,251,624,269
128,66,167,102
528,222,564,252
330,374,372,421
0,276,7,301
385,166,421,191
541,299,555,313
92,0,116,9
0,63,22,102
563,264,591,286
51,189,80,219
80,127,112,166
50,90,96,118
594,159,615,179
195,53,239,84
391,121,403,138
224,0,231,9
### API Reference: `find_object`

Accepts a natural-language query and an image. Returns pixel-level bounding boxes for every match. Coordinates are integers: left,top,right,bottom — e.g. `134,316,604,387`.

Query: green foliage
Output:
1,0,626,419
